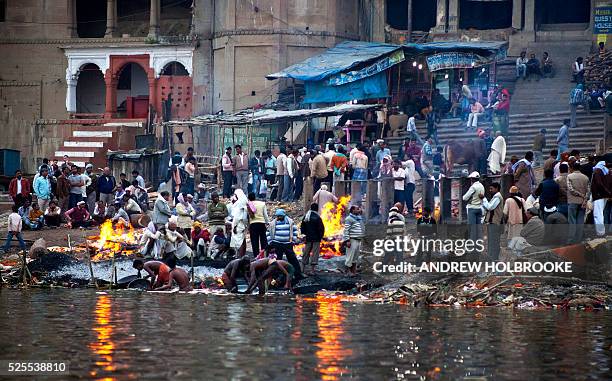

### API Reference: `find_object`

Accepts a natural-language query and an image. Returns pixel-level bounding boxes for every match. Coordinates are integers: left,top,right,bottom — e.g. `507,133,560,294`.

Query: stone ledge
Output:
0,81,40,87
213,28,359,40
0,36,197,46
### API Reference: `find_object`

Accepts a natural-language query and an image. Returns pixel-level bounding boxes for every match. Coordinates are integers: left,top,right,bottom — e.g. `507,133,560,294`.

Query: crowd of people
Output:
3,159,151,253
459,148,611,261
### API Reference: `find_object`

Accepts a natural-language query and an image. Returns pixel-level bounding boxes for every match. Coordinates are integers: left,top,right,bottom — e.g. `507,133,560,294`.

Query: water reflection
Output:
314,295,353,380
89,294,117,380
0,290,609,380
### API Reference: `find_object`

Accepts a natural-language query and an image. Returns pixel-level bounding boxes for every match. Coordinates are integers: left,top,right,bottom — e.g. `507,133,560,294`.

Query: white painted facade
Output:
63,45,194,113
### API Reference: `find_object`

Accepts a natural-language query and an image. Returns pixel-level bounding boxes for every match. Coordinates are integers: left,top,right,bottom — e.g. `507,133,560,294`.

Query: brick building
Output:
0,0,604,172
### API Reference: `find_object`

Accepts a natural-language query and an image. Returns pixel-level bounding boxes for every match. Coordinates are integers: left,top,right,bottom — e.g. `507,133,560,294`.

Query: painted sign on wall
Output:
594,7,612,34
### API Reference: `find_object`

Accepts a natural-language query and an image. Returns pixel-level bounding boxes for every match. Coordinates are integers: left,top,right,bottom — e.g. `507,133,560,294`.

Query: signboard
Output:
426,52,490,72
594,7,612,34
328,50,405,86
222,125,279,153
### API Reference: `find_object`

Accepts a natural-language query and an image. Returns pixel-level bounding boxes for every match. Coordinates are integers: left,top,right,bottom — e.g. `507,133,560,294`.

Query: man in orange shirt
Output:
330,146,348,193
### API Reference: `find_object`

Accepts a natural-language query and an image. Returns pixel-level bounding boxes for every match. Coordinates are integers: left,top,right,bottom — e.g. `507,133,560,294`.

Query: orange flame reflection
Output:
88,295,117,380
314,294,352,380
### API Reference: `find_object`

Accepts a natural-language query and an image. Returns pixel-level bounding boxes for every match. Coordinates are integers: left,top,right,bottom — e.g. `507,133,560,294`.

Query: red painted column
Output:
104,71,118,119
148,74,159,119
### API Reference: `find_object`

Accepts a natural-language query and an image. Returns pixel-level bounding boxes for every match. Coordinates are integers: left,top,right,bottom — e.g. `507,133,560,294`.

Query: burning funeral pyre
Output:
88,220,142,261
46,221,143,262
294,195,351,259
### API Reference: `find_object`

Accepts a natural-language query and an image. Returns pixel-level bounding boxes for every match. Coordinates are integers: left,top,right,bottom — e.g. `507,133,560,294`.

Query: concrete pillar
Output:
433,0,448,34
68,0,78,38
66,73,78,113
512,0,523,30
524,0,535,32
406,0,413,42
105,0,117,38
370,0,386,42
148,0,160,39
448,0,460,33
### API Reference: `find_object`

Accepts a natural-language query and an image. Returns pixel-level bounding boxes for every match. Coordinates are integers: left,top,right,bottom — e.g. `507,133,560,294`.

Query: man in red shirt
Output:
8,170,31,207
64,201,92,228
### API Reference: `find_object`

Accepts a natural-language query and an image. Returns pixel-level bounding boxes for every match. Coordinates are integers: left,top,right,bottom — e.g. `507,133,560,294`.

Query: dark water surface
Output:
0,289,610,380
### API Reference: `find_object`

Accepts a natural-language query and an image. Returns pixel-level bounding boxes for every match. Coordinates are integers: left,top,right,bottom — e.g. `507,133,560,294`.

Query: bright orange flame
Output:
321,195,351,239
90,220,139,261
314,294,352,380
296,196,351,259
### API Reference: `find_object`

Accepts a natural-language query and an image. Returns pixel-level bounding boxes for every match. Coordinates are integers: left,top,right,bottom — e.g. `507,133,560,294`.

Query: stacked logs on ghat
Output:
584,50,612,83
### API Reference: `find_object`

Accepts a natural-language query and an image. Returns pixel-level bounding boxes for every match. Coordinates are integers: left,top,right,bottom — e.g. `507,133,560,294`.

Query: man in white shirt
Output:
392,160,406,206
462,171,485,242
274,148,287,202
323,142,336,184
406,113,424,145
402,159,416,213
487,132,507,174
481,182,504,260
516,51,528,79
221,146,234,198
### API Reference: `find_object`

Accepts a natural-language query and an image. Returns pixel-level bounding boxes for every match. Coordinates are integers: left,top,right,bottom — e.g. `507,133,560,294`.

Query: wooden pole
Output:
110,253,116,289
323,116,329,143
21,249,28,286
85,239,98,289
190,253,195,286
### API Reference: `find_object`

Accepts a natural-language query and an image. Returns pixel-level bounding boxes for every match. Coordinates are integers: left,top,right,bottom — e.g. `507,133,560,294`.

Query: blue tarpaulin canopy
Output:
267,40,507,103
266,41,401,81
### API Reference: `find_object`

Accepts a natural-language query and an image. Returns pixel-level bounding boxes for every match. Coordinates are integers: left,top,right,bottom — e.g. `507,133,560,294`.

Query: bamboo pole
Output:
190,253,195,286
21,249,28,286
109,253,116,289
85,239,98,289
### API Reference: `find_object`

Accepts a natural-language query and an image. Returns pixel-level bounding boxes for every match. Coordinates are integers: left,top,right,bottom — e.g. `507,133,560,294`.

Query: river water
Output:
0,289,610,380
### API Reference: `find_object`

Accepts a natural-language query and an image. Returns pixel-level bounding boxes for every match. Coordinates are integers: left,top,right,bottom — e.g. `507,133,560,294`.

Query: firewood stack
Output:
584,50,612,83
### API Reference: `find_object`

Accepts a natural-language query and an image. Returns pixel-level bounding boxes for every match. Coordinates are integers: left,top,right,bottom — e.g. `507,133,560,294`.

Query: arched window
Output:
161,61,189,76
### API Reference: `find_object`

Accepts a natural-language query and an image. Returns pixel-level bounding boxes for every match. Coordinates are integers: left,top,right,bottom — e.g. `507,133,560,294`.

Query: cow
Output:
443,139,486,174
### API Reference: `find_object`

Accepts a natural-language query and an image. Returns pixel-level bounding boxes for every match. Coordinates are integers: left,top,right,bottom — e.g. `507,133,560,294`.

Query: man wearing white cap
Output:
462,171,485,242
64,200,92,229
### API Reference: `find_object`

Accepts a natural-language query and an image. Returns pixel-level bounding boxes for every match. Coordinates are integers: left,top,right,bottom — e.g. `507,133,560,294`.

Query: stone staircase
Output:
509,40,592,114
386,110,605,161
51,119,143,169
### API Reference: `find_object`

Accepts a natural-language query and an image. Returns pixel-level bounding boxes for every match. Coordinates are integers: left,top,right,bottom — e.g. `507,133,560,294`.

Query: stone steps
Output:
386,110,605,163
508,38,591,114
51,120,143,168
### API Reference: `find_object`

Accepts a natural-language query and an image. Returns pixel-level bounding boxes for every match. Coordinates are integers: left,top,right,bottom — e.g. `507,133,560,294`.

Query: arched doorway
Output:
116,62,150,118
76,63,106,114
536,0,590,29
158,61,192,120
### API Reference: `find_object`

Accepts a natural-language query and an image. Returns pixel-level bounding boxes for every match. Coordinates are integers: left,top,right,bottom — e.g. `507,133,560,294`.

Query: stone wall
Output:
208,0,362,113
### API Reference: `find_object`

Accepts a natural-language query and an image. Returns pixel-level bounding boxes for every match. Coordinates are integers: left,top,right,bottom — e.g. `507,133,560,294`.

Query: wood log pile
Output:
584,50,612,84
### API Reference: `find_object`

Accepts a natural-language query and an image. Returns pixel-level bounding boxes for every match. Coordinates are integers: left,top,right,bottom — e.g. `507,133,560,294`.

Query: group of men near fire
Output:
4,114,612,292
